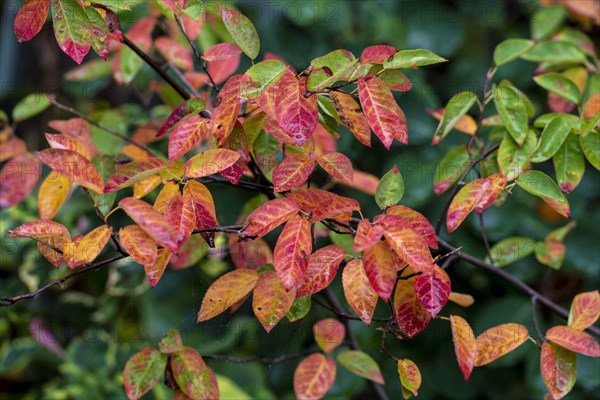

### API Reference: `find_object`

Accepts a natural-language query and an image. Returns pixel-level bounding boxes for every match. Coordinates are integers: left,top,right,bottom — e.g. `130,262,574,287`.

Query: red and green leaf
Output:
170,347,211,399
123,348,167,400
50,0,92,64
397,359,421,397
220,6,260,59
541,341,577,400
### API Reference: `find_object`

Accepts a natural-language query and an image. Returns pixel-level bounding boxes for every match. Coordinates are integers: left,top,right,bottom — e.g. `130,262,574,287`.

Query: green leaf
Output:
158,329,184,354
120,46,144,84
383,49,447,69
286,295,311,322
432,92,477,144
534,73,580,105
90,109,127,156
64,59,112,81
171,347,211,399
521,41,587,64
336,350,384,384
485,237,536,267
553,133,585,193
307,49,357,91
375,166,405,209
220,6,259,59
534,113,579,129
89,156,116,215
531,116,573,163
580,113,600,136
580,130,600,170
50,0,92,64
433,145,471,195
123,348,167,400
494,39,535,66
498,130,537,182
531,5,567,40
535,240,565,270
500,80,535,118
180,0,203,20
12,93,52,122
493,83,529,145
516,170,570,218
241,60,286,100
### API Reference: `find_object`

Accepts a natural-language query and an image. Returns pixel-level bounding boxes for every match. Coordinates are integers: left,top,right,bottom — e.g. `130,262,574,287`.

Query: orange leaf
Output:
144,248,172,287
243,198,300,239
317,152,353,184
38,173,71,220
252,270,296,333
546,326,600,357
293,353,336,400
286,188,360,223
296,245,345,297
104,157,166,193
329,91,371,147
386,205,438,249
119,197,178,253
45,133,91,160
212,75,245,143
383,222,434,274
273,153,316,192
153,181,180,213
168,116,212,162
448,292,475,307
541,341,577,400
393,273,431,338
164,195,195,250
119,225,158,267
273,214,312,290
0,137,27,162
427,108,477,135
8,220,70,267
184,149,241,178
276,73,318,145
450,315,476,381
363,241,397,301
397,358,421,396
36,148,103,194
313,318,345,353
474,323,529,366
568,290,600,331
183,180,216,225
353,219,384,252
342,259,378,325
197,269,258,322
14,0,50,42
413,266,451,317
133,175,162,198
358,76,408,149
0,153,41,208
64,225,112,269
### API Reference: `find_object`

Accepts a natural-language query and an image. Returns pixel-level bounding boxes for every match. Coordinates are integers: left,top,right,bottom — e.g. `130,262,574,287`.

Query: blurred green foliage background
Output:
1,0,599,399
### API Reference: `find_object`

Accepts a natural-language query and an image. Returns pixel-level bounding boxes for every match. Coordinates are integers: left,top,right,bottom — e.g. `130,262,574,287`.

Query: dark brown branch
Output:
198,176,274,195
312,296,390,323
478,213,494,264
5,232,64,254
531,296,545,345
203,349,315,364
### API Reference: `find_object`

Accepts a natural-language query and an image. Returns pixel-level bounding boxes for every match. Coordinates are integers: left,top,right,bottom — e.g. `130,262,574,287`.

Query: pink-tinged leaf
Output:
64,225,111,269
0,154,41,208
164,195,195,250
50,0,92,64
474,173,507,213
0,137,27,162
119,197,178,253
243,198,300,238
230,237,272,270
38,173,71,220
276,73,318,145
397,359,421,396
317,152,353,184
363,241,397,301
212,74,245,143
393,273,431,338
386,205,438,249
382,222,434,274
296,245,345,297
119,225,158,267
546,326,600,357
379,69,413,92
541,341,577,400
272,153,316,192
168,117,211,162
293,353,336,400
85,7,109,60
220,121,251,184
123,348,167,400
358,76,408,149
286,189,360,223
197,269,258,321
202,42,241,62
44,133,91,160
313,318,345,353
220,6,260,59
48,117,90,138
104,158,166,193
413,266,451,317
183,181,217,242
252,270,296,333
450,315,476,381
474,323,530,366
568,291,600,331
36,148,103,193
353,219,384,252
342,259,378,325
155,36,193,71
184,148,241,178
360,45,398,64
144,248,171,287
170,347,211,400
158,328,184,354
336,350,384,384
14,0,50,42
157,99,206,138
273,215,312,290
207,53,241,85
8,220,70,267
329,91,371,147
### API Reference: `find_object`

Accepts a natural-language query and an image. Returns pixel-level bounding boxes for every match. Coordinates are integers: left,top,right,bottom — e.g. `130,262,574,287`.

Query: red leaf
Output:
317,152,353,184
168,116,212,161
164,195,195,250
358,76,408,149
14,0,50,42
450,315,476,381
342,259,378,325
243,198,300,239
273,153,316,192
546,325,600,357
474,323,529,366
36,148,103,194
219,122,250,184
386,205,438,249
212,75,245,143
353,219,384,252
541,341,577,400
0,154,41,208
382,222,434,274
252,270,296,332
313,318,345,353
183,180,216,228
119,225,158,267
157,99,206,138
393,273,432,338
363,241,397,301
293,353,336,400
8,220,70,267
202,42,241,61
568,291,600,331
360,45,398,64
286,188,360,223
296,245,346,297
197,269,258,321
155,36,193,71
413,266,451,317
119,197,178,253
273,214,312,290
184,148,241,178
276,73,318,145
104,158,166,193
329,91,371,147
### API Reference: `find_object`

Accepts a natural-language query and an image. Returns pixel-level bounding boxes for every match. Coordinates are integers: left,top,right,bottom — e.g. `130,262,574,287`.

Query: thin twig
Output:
311,296,390,323
478,213,494,264
203,349,315,364
5,232,64,254
198,176,274,195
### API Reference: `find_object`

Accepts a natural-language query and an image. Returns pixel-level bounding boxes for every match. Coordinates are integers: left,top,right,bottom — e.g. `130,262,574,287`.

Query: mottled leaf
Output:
534,73,580,105
220,6,259,59
164,195,195,250
184,149,241,178
413,266,451,317
276,73,318,145
14,0,50,42
119,225,158,267
293,353,336,400
171,347,211,399
329,91,371,147
50,0,92,64
168,116,212,162
123,348,167,400
313,318,345,354
317,152,353,184
272,153,316,192
253,270,296,332
541,341,577,400
397,359,421,396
